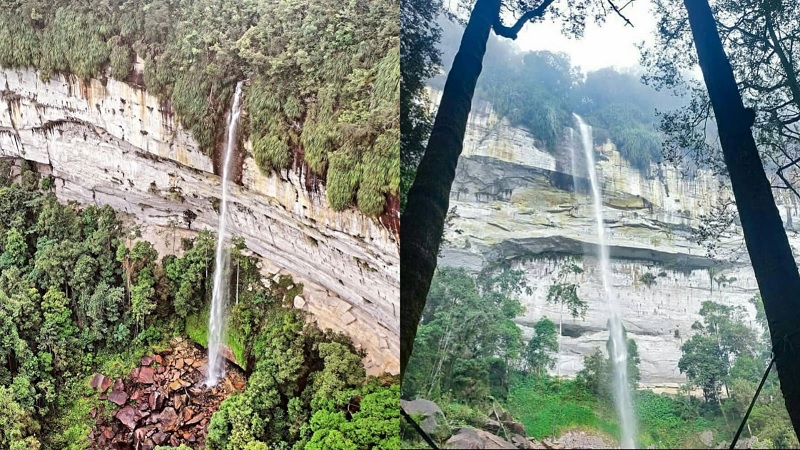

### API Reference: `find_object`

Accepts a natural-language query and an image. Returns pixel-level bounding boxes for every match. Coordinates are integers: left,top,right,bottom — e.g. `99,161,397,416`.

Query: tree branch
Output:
607,0,634,27
493,0,557,40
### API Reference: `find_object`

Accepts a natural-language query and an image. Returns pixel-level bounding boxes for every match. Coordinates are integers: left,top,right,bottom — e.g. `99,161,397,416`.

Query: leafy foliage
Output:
678,301,756,403
0,0,399,217
525,317,558,375
403,266,530,404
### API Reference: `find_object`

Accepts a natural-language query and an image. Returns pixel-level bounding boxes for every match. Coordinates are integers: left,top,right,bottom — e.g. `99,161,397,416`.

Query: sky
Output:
512,0,658,72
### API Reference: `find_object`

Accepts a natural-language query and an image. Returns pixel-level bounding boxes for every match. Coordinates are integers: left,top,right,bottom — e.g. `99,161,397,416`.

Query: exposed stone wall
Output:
432,88,800,389
0,66,399,375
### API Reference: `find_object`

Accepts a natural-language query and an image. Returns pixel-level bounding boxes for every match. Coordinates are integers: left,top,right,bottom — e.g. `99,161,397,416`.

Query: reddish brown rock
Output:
108,390,128,406
130,390,139,402
154,355,164,365
113,378,125,392
158,407,179,432
115,405,141,431
90,373,113,392
174,394,186,410
141,355,154,366
138,366,155,384
188,387,203,397
184,413,203,426
152,432,168,446
175,358,185,370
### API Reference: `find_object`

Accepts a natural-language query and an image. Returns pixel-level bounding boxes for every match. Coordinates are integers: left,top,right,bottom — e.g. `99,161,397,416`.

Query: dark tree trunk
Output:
684,0,800,437
400,0,500,378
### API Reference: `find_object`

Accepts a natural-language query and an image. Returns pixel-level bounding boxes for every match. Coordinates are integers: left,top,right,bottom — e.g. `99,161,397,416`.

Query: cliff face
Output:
0,67,399,375
433,89,800,389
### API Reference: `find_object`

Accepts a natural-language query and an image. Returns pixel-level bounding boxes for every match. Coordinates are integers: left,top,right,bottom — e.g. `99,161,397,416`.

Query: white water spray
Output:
573,114,637,448
206,81,244,387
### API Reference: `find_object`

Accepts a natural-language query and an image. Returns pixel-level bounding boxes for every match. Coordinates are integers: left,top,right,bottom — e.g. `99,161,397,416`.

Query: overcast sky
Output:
512,0,658,72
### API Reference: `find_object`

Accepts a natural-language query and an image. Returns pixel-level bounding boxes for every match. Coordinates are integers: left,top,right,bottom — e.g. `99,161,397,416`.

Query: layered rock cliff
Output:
432,89,800,389
0,66,399,375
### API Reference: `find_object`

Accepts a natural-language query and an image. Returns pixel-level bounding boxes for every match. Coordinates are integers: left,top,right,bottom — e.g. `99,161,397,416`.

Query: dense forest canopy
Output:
430,17,688,170
0,0,399,218
0,161,398,449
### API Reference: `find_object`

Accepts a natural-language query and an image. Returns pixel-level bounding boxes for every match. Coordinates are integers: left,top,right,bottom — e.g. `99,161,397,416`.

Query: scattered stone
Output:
503,420,526,436
700,430,714,447
138,366,155,384
158,407,179,432
108,390,128,406
115,406,141,430
400,399,451,441
185,413,203,426
554,430,610,449
169,378,190,391
92,339,247,449
90,373,112,392
447,427,517,449
152,432,168,446
174,394,186,410
294,295,306,308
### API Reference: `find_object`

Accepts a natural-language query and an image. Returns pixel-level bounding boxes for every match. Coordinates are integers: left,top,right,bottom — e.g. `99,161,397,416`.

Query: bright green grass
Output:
185,305,247,371
506,376,729,449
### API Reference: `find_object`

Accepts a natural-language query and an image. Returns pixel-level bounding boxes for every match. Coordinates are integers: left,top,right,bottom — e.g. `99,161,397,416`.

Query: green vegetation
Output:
402,267,529,404
404,262,796,448
0,0,399,217
432,20,686,171
205,307,400,450
0,162,397,448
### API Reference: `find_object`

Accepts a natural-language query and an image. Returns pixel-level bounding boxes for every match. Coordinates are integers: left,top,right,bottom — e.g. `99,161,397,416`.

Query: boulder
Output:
90,373,112,392
700,430,714,447
157,407,179,432
152,432,168,446
401,398,451,441
115,405,141,431
446,427,517,449
108,390,129,406
503,420,526,436
138,366,155,384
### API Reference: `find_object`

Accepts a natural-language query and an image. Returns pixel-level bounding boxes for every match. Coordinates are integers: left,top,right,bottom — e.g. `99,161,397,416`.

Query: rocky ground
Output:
401,398,617,450
87,337,246,449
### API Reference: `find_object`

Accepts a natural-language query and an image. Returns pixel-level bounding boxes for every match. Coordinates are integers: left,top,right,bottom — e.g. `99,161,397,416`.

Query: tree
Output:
678,301,755,402
680,0,800,435
545,261,587,375
400,0,442,210
403,267,529,403
0,228,29,270
400,0,635,378
576,328,640,399
0,386,41,450
524,317,558,375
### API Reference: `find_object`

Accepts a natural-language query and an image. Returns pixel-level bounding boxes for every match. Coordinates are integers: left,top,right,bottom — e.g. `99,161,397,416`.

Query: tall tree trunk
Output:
684,0,800,437
400,0,500,378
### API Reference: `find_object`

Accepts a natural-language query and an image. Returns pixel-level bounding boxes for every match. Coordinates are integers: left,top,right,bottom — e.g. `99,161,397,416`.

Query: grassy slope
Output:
506,377,727,449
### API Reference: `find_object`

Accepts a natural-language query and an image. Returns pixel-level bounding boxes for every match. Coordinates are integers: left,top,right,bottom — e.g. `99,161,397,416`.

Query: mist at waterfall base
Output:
206,81,245,387
570,114,638,448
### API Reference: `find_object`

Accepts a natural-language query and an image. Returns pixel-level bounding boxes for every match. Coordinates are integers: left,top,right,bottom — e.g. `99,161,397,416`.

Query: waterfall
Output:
206,81,244,387
573,114,637,448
